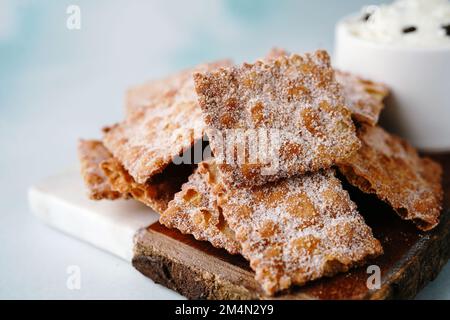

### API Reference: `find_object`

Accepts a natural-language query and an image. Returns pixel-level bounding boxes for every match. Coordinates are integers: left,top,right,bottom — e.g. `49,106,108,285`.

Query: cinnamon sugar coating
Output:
194,50,360,187
335,71,389,126
265,48,389,126
338,125,443,231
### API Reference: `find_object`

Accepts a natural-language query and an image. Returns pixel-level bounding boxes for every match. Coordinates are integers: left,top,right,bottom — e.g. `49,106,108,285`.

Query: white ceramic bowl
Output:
334,16,450,151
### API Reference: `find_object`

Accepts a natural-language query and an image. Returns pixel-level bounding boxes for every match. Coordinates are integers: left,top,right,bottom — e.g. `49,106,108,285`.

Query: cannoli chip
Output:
335,71,389,126
194,50,359,187
338,125,443,231
104,60,232,184
78,139,125,200
160,161,241,254
213,163,382,295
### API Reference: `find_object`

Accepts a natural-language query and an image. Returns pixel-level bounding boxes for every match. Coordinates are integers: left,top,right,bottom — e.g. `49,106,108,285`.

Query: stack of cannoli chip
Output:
78,49,443,296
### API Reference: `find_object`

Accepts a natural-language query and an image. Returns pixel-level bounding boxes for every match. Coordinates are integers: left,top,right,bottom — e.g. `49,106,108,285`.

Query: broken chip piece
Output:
335,70,389,126
194,50,360,188
160,161,241,255
265,48,389,126
338,125,443,231
78,139,125,200
103,60,232,185
213,163,382,295
101,156,193,213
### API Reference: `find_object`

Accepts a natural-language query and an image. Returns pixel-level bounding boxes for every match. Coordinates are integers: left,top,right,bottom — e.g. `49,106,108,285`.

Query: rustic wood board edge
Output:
132,208,450,300
132,224,261,300
367,210,450,299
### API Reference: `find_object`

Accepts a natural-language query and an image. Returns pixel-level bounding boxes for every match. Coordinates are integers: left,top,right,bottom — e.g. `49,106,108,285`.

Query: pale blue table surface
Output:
0,0,448,299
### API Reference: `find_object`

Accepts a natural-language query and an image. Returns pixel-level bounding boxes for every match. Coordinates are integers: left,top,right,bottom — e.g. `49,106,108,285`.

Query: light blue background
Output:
0,0,448,299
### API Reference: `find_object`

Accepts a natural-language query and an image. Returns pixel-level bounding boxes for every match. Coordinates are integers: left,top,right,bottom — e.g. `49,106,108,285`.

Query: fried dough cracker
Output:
103,60,232,184
338,125,443,231
194,50,360,187
78,139,125,200
214,164,382,296
101,157,193,213
160,161,241,254
335,71,389,126
265,48,389,126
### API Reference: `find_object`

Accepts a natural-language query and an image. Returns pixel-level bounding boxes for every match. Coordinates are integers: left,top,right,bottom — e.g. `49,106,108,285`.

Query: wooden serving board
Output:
132,154,450,299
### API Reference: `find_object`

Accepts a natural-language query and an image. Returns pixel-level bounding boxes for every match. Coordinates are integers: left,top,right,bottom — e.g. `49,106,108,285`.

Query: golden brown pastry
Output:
194,51,360,188
338,125,443,231
78,139,125,200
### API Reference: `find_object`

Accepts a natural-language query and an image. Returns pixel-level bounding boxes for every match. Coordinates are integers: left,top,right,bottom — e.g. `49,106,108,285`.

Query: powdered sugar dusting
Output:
266,48,389,126
339,125,443,231
335,70,389,126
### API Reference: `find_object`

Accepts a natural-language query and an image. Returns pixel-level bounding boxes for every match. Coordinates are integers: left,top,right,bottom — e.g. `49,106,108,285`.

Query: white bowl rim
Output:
337,14,450,53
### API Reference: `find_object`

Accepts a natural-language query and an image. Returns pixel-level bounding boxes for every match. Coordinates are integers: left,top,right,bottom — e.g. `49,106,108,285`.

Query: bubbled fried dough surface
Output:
160,161,241,255
335,71,389,126
265,48,389,126
194,50,360,188
214,164,382,296
103,60,232,184
338,125,443,231
78,139,125,200
101,157,193,214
